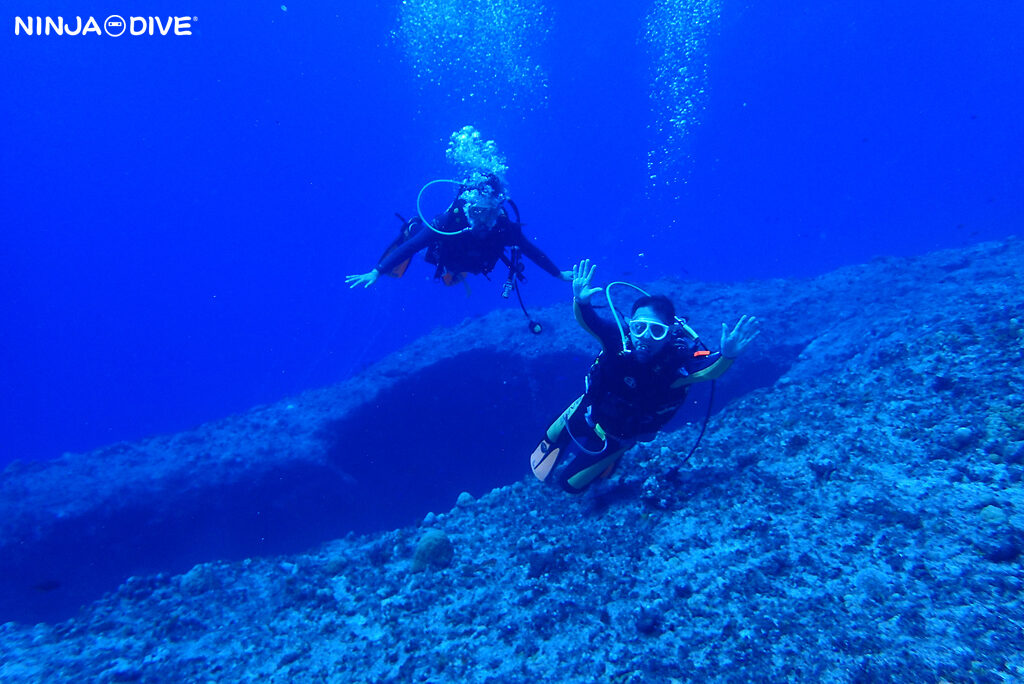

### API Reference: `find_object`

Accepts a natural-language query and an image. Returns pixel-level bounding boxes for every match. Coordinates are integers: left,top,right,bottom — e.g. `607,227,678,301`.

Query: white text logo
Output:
14,16,195,37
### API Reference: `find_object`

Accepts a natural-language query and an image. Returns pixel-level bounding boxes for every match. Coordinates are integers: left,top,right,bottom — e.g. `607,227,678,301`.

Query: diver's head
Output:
460,174,505,233
629,295,675,359
477,173,504,197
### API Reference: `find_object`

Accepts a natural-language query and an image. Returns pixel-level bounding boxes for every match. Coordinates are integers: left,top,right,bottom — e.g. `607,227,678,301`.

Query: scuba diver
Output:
530,259,760,494
344,172,570,291
345,127,570,317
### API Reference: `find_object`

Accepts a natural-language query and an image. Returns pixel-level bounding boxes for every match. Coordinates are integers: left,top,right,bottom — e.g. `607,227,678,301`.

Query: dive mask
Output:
629,318,670,341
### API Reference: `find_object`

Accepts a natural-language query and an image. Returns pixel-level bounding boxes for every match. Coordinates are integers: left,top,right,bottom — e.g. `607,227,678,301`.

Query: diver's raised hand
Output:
571,259,603,303
721,315,760,358
345,269,380,289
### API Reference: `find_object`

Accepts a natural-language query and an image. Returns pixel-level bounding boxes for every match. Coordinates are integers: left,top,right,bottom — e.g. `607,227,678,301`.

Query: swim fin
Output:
530,440,560,482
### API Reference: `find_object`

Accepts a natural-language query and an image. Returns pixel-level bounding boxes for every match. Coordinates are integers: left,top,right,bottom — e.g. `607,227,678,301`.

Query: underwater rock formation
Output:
1,238,1022,681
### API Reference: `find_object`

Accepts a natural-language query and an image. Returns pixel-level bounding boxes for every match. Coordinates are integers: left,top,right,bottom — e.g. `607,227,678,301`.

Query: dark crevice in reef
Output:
0,345,793,626
318,349,591,533
318,345,798,530
0,461,360,625
0,349,588,625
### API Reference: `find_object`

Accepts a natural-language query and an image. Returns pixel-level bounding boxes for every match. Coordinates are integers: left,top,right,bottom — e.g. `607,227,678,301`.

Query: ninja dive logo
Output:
14,15,195,36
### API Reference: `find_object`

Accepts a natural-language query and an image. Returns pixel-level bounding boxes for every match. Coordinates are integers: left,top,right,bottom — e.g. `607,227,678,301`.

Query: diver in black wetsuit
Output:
345,174,570,289
530,259,760,494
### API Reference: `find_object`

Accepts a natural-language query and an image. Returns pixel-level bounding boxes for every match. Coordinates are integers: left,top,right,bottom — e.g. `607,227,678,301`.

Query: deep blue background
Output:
2,0,1021,465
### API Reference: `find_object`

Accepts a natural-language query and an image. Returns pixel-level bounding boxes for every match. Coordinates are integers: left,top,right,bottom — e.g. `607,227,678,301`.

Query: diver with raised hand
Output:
345,126,571,294
530,259,760,494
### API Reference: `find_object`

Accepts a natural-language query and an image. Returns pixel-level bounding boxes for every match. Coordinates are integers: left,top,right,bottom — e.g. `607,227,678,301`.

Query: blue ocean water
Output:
1,0,1021,470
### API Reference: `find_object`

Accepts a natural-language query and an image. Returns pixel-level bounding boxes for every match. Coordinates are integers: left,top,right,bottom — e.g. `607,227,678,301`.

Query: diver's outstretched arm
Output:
570,260,619,353
375,225,433,276
515,233,570,280
347,222,435,290
721,315,760,358
345,269,380,289
571,259,603,303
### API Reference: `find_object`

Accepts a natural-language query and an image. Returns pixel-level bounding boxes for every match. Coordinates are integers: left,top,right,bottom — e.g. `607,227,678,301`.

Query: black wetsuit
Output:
575,300,731,441
377,200,562,281
532,299,733,493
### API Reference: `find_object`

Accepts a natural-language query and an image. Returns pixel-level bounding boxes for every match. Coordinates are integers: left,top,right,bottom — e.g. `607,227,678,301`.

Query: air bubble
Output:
394,0,551,110
642,0,722,189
